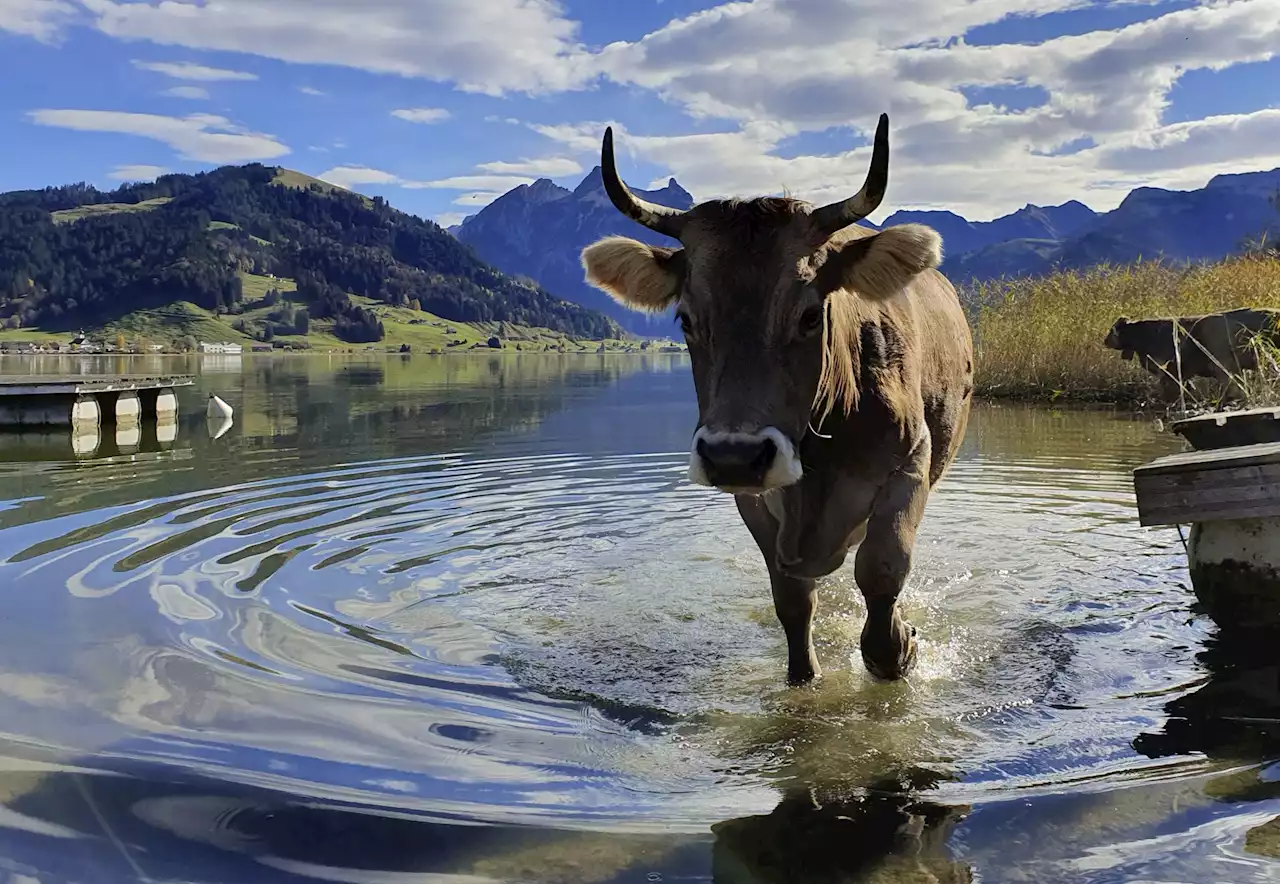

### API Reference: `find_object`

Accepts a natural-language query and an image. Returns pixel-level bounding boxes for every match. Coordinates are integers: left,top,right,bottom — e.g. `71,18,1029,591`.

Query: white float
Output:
207,394,233,420
115,390,141,424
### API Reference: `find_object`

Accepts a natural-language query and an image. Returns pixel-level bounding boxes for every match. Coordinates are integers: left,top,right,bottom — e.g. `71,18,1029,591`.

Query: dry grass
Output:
969,253,1280,407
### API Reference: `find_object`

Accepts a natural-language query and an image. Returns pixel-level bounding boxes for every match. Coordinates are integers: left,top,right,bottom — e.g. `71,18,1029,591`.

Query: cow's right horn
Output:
600,126,687,240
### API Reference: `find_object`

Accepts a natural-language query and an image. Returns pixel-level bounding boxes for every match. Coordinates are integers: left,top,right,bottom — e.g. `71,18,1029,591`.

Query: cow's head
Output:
580,114,942,495
1104,317,1135,360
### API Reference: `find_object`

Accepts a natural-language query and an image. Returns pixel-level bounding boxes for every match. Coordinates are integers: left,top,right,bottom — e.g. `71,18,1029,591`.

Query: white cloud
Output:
392,107,450,124
317,165,402,189
525,0,1280,219
1095,109,1280,176
162,86,210,100
452,192,505,207
410,174,534,191
533,105,1280,223
317,165,531,208
298,86,325,96
81,0,593,95
131,59,258,81
436,212,467,227
0,0,74,40
109,163,169,181
477,156,582,177
28,110,289,164
12,0,1279,220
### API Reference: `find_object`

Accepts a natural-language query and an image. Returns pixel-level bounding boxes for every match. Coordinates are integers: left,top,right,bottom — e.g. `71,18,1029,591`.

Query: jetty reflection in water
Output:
0,353,1278,882
0,417,183,462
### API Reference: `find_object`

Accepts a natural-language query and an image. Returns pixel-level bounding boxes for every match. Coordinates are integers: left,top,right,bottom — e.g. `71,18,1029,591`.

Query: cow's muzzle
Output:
687,426,803,494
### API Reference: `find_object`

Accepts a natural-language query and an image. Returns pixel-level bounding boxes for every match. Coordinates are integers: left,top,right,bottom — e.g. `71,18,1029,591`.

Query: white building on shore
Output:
198,341,244,354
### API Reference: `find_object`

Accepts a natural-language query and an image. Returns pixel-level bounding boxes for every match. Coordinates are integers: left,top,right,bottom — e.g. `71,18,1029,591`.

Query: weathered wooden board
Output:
1171,407,1280,451
0,374,193,398
1134,442,1280,526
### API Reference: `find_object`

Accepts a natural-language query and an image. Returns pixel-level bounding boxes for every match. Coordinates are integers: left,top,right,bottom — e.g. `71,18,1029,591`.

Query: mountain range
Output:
450,167,693,334
452,164,1280,327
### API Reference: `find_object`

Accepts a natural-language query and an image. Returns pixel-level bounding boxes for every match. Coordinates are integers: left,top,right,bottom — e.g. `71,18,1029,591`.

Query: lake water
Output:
0,352,1278,883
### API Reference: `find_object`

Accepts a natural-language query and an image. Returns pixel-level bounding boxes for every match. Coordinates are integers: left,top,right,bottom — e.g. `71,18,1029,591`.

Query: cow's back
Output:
1185,308,1280,375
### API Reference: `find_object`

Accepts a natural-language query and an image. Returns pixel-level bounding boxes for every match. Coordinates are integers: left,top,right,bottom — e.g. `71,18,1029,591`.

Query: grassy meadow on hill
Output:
0,271,659,354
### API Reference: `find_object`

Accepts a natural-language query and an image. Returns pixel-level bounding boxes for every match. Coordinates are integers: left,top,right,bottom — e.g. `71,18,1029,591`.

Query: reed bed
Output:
968,253,1280,407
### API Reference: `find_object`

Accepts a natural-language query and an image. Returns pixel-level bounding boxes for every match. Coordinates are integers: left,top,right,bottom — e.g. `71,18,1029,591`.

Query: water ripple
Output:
1,395,1277,882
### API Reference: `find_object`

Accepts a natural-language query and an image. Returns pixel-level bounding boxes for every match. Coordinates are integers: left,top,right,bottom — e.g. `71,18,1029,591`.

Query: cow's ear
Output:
816,223,942,300
581,236,684,312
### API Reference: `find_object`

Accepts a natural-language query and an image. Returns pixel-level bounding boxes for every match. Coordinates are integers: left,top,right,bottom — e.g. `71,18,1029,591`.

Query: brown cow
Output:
1103,308,1280,401
579,114,974,685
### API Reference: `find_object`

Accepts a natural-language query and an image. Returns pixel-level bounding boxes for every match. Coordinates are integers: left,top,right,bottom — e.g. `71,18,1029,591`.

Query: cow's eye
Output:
799,305,824,337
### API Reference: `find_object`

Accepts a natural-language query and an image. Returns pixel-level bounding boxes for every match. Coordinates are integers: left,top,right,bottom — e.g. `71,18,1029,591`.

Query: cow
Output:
579,114,974,685
1103,308,1280,401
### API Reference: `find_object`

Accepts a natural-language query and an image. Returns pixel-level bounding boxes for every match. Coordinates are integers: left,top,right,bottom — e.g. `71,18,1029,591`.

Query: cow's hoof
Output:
861,619,918,681
786,659,822,687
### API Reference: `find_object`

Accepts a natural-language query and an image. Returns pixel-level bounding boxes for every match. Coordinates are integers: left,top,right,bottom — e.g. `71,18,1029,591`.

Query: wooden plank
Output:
1171,407,1280,450
0,374,194,385
1134,457,1280,526
1134,441,1280,476
1172,406,1280,427
0,375,193,397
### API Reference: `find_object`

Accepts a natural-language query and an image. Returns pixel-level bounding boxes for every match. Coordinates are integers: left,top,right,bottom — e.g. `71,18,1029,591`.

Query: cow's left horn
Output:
600,126,687,240
810,113,890,238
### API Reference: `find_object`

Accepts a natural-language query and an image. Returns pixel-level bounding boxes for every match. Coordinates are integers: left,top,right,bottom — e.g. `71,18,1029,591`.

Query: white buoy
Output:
207,394,233,420
206,414,234,440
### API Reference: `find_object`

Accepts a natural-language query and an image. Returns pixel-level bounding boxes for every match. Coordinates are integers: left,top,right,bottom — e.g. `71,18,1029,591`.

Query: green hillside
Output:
0,273,660,354
0,163,623,346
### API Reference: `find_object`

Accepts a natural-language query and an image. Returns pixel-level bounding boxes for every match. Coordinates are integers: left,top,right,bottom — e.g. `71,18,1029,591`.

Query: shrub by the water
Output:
968,254,1280,403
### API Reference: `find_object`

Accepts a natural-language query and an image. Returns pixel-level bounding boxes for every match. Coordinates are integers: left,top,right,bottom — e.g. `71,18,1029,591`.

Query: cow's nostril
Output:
750,438,776,472
696,434,779,487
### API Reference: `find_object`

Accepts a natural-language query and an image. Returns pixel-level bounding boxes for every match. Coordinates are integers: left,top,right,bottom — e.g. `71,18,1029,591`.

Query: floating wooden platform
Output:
0,374,194,397
0,374,192,427
1134,407,1280,629
1134,441,1280,527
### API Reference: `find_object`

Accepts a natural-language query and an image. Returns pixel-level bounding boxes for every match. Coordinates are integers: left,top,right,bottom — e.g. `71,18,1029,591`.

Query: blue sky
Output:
2,0,1278,226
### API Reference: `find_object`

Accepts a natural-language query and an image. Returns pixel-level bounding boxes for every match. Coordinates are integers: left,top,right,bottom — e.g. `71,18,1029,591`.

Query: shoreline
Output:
0,349,1191,414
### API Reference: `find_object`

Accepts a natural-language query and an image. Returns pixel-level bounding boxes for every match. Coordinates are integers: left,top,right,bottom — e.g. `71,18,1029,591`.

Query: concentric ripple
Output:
1,368,1278,882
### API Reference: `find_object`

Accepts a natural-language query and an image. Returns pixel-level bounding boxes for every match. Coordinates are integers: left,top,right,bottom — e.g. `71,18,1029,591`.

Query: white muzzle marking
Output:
686,426,803,493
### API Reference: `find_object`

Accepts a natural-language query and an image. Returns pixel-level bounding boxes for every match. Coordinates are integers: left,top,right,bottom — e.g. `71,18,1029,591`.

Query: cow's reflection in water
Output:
0,755,973,883
713,772,972,884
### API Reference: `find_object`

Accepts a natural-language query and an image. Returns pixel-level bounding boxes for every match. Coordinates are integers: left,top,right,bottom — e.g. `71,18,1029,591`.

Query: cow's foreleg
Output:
854,441,930,681
737,493,822,685
770,569,821,685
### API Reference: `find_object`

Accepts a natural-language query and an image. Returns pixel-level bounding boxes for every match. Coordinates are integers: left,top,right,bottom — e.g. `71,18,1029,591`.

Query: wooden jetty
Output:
1134,407,1280,625
0,374,193,428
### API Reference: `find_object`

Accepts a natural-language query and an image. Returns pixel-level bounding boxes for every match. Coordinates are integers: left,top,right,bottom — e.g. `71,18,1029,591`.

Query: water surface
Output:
0,352,1277,883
